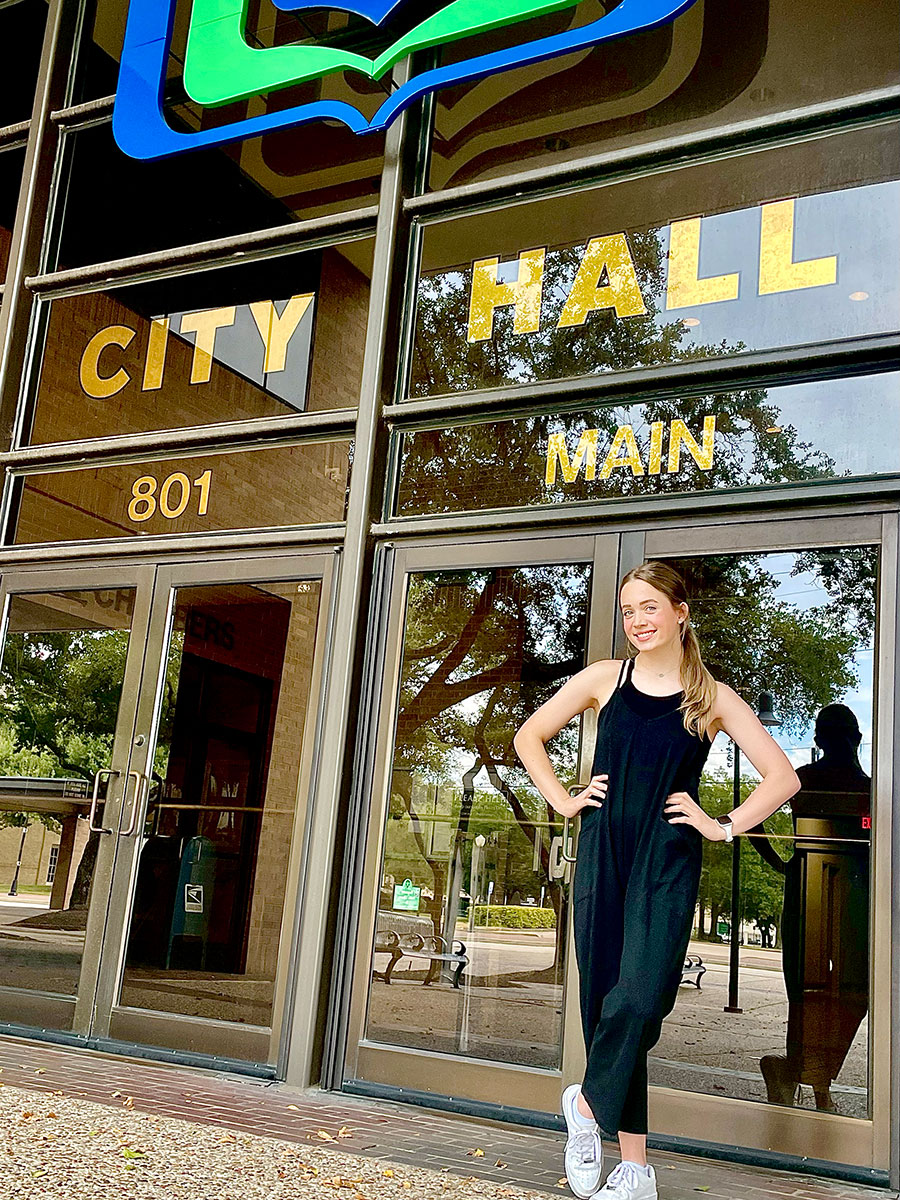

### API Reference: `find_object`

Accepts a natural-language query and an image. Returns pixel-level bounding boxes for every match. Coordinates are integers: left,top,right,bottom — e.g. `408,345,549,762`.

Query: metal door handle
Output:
121,771,149,837
89,768,120,834
561,784,582,863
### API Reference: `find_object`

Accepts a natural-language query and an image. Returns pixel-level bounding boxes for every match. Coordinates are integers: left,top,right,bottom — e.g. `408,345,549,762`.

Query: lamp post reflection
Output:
459,833,486,1053
7,821,29,897
724,692,779,1014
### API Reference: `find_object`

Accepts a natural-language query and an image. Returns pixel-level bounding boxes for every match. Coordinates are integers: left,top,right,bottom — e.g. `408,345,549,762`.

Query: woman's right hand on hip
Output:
560,774,607,818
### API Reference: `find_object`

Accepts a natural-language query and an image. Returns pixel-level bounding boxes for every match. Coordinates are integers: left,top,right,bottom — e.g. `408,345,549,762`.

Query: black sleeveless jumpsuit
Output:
572,656,712,1136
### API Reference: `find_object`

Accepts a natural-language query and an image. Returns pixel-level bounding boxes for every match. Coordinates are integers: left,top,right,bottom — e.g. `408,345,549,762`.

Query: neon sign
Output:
113,0,700,159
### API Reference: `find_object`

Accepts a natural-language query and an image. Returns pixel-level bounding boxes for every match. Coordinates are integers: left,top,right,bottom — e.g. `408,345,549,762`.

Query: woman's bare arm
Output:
513,659,620,818
710,684,800,834
664,683,800,840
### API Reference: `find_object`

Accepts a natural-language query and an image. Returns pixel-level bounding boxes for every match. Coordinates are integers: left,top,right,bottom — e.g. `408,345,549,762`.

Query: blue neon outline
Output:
112,0,700,160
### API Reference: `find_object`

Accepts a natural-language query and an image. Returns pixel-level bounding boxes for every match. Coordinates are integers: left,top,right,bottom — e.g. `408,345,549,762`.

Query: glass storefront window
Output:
365,563,590,1068
428,0,900,190
24,242,373,445
0,144,25,285
394,372,900,517
0,0,45,128
410,124,900,398
652,547,875,1119
50,118,380,271
60,0,393,265
0,588,135,1013
11,439,352,544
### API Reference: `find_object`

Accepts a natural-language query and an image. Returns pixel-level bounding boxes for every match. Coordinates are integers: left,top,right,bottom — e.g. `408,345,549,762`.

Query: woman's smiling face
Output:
619,578,687,652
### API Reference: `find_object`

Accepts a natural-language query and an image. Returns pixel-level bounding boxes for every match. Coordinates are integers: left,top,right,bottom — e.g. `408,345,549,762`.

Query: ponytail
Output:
679,619,718,739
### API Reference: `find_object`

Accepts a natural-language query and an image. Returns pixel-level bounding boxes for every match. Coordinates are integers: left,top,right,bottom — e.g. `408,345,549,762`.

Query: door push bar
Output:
121,771,151,837
561,783,582,863
89,768,120,834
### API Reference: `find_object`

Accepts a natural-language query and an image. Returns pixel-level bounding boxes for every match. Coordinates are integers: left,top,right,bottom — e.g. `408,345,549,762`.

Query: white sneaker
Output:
591,1161,658,1199
561,1083,603,1198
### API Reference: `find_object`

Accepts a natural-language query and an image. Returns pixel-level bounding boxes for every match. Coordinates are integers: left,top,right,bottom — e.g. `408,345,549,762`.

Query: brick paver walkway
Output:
0,1034,893,1199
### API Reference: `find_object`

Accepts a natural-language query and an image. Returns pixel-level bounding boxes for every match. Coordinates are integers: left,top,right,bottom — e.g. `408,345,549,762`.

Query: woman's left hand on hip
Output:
664,791,719,840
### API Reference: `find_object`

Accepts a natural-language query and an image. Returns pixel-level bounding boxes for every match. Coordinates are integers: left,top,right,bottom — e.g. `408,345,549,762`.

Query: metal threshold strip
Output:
341,1079,889,1189
0,1023,277,1079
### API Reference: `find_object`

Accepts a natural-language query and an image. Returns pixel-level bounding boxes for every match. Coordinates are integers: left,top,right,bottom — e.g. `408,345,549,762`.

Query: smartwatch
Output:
715,815,734,843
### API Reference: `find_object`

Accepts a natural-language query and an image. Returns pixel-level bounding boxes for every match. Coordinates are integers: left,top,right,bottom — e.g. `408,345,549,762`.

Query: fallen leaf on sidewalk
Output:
494,1160,507,1168
694,1188,710,1193
123,1097,135,1109
316,1129,336,1140
219,1134,237,1143
467,1147,485,1157
34,1069,45,1075
336,1126,353,1138
287,1104,300,1110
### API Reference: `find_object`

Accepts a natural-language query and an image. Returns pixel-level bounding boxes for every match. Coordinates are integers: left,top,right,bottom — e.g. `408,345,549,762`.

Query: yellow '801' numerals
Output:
128,469,213,522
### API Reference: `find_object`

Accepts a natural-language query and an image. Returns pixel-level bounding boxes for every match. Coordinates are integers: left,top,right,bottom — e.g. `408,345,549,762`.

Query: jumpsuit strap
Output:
616,657,632,689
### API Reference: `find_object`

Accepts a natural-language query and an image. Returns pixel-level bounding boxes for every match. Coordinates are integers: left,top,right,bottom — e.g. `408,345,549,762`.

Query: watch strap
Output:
715,815,734,842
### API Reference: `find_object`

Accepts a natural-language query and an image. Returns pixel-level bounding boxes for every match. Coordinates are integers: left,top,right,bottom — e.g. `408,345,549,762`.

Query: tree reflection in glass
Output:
367,563,591,1068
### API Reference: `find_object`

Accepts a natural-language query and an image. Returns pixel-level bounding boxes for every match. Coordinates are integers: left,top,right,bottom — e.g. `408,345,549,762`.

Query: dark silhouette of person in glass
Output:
752,704,871,1113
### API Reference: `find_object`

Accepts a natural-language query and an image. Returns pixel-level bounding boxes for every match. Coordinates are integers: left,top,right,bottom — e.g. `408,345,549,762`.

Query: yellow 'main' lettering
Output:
667,416,717,472
545,430,598,485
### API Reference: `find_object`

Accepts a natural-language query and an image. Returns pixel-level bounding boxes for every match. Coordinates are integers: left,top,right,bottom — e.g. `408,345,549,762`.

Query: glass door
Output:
346,511,893,1173
345,533,617,1109
94,552,337,1067
0,566,154,1036
636,512,893,1171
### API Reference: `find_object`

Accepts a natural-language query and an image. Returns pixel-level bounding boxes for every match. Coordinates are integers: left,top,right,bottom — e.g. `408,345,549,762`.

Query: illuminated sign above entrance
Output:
112,0,699,160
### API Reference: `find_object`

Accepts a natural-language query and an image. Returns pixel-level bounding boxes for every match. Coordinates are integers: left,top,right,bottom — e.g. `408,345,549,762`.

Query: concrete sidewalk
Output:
0,1034,893,1199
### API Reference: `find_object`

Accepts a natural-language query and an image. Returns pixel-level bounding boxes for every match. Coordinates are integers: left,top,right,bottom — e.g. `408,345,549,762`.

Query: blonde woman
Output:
513,561,799,1200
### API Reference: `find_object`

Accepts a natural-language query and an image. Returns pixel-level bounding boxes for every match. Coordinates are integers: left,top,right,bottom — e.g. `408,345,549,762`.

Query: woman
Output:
513,561,800,1200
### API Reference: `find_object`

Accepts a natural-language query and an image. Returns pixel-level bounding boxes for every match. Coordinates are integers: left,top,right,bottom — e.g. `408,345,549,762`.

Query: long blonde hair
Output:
621,561,717,738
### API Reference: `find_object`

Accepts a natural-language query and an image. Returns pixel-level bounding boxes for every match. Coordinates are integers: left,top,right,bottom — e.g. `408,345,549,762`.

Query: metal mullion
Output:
885,511,900,1189
0,121,29,148
5,432,352,479
0,0,77,456
50,96,114,125
372,485,900,540
387,335,900,423
0,408,359,470
406,86,900,222
0,524,346,567
284,57,422,1093
24,207,380,297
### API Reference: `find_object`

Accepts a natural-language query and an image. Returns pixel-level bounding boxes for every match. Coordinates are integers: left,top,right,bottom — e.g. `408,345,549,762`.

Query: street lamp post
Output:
724,692,779,1014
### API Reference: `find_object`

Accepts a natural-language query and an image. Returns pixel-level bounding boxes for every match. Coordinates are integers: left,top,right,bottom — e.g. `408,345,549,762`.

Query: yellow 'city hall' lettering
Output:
79,295,314,399
468,199,838,341
545,416,717,486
